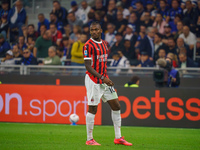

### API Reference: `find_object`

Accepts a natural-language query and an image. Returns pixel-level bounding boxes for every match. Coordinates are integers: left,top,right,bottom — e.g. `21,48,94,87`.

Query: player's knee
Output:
112,103,121,111
88,106,98,114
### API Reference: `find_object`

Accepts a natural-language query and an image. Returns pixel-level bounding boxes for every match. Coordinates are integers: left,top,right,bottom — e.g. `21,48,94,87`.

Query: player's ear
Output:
101,29,102,33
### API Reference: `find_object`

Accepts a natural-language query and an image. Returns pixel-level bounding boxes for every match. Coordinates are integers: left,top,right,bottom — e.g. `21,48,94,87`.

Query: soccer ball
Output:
69,114,79,123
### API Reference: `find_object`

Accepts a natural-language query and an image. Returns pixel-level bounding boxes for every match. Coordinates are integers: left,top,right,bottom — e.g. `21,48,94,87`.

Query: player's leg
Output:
107,98,132,146
86,105,97,141
86,105,101,145
107,99,121,139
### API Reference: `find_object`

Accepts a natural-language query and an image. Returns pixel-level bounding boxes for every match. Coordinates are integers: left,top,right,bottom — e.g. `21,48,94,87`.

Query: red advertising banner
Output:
0,84,102,125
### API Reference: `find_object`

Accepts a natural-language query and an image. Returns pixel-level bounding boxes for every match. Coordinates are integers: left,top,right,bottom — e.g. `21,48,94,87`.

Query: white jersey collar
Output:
90,38,102,44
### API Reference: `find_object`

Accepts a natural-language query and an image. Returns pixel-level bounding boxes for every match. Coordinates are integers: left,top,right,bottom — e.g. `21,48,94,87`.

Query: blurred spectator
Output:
70,25,82,44
176,37,191,57
77,1,91,24
37,13,50,33
20,25,28,41
153,13,167,34
178,52,198,67
157,0,169,20
33,30,52,58
27,24,39,41
8,0,27,40
0,33,10,57
179,25,196,50
91,0,107,17
121,0,132,9
116,1,130,20
51,0,67,22
56,46,65,62
26,37,35,52
128,12,140,33
49,12,64,34
134,25,146,48
181,0,197,10
94,11,105,29
12,45,22,58
121,39,136,64
42,46,61,65
82,24,90,38
137,51,154,67
18,36,27,53
67,12,83,31
129,0,146,12
1,50,15,65
169,14,181,34
174,21,183,40
167,52,178,68
71,33,87,66
68,1,79,18
17,48,38,65
145,1,157,20
110,32,123,57
193,15,200,37
138,27,156,58
0,15,9,39
114,11,128,34
154,33,167,60
106,0,117,23
39,24,47,36
162,24,174,45
183,0,195,26
105,23,116,47
110,51,130,74
124,24,137,47
193,1,200,27
167,38,177,54
0,0,10,19
134,1,145,20
49,23,62,47
140,11,153,28
196,37,200,56
62,36,71,60
156,49,166,62
166,0,183,23
124,75,140,87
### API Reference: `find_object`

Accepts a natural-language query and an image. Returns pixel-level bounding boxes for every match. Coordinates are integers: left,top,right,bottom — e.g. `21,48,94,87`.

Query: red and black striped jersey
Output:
83,38,109,84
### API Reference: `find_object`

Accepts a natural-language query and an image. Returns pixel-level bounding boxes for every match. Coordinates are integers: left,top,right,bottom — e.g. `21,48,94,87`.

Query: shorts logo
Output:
91,99,94,102
84,50,87,56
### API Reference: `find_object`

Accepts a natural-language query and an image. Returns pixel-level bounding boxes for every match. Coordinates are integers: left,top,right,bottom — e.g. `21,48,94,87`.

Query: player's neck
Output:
92,37,101,42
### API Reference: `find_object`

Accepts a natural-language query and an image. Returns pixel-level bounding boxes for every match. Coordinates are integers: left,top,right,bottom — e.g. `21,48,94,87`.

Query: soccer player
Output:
83,21,132,146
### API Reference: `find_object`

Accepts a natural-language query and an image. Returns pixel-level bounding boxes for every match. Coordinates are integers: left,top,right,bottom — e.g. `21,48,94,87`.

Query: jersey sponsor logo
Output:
97,54,108,62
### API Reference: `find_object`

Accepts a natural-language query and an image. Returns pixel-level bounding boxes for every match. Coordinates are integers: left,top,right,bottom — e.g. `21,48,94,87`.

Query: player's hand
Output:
103,77,114,86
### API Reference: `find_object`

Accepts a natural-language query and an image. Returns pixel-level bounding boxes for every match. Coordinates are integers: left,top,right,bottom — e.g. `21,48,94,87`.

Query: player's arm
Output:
84,60,114,86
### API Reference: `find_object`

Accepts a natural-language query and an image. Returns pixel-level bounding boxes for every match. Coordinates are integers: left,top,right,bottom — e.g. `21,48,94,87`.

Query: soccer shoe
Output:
86,139,101,145
114,136,132,146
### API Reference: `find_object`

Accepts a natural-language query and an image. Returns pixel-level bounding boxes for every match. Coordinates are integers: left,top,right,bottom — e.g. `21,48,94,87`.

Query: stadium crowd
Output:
0,0,200,69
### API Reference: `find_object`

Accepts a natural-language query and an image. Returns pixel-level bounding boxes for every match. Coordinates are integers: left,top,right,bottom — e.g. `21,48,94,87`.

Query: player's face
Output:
90,24,102,40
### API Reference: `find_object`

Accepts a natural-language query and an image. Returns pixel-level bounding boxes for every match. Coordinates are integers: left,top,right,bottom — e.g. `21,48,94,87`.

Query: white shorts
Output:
85,74,118,106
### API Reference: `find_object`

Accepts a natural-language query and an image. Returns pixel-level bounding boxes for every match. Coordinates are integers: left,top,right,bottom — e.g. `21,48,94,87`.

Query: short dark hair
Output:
28,24,35,28
130,76,140,84
53,0,60,4
155,33,163,39
40,24,47,29
90,21,101,28
50,23,57,28
62,36,69,41
38,13,44,17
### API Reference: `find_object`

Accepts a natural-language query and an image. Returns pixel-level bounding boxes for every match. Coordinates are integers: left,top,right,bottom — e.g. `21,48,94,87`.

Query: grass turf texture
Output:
0,123,200,150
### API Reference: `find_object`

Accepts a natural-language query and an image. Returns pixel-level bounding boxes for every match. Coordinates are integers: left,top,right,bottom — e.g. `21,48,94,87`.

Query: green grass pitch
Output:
0,122,200,150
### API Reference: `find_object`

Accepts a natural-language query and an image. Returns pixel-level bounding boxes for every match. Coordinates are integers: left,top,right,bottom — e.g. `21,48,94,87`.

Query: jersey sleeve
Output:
83,43,92,60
